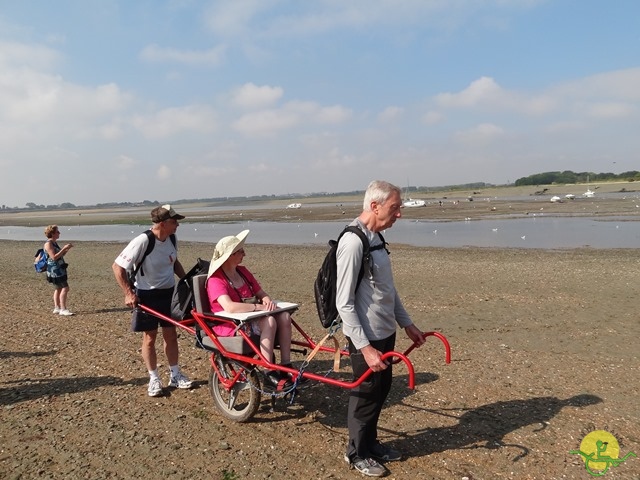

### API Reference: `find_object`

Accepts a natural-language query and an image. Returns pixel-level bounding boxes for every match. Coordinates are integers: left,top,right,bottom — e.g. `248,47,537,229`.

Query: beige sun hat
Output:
207,230,250,278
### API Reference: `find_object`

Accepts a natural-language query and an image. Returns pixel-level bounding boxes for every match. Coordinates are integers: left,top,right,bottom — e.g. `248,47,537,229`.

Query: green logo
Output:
570,430,636,476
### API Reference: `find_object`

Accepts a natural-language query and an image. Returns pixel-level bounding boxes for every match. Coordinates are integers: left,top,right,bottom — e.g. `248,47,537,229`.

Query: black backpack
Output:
171,258,210,320
314,226,388,328
128,230,177,288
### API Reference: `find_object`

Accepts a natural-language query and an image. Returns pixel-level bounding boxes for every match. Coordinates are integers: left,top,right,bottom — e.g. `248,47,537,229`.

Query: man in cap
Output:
113,204,192,397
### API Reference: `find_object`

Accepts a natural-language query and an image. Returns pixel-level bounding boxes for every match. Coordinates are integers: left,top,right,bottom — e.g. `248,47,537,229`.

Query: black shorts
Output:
132,288,175,332
48,277,69,289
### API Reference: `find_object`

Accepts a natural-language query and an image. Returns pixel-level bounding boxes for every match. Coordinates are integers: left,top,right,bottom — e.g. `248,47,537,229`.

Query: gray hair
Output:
363,180,401,211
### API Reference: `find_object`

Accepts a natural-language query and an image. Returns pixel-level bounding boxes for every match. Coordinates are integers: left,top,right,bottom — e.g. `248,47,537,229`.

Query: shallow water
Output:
3,215,640,249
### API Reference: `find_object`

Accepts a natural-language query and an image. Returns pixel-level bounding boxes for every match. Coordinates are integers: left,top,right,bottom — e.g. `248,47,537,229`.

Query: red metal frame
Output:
138,304,451,391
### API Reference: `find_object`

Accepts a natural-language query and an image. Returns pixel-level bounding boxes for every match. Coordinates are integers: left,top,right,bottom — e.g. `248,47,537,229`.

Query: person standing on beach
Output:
43,225,74,316
112,205,192,397
337,180,426,477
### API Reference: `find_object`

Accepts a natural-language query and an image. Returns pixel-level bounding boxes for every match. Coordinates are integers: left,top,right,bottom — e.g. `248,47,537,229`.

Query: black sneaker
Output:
370,443,402,462
344,455,387,477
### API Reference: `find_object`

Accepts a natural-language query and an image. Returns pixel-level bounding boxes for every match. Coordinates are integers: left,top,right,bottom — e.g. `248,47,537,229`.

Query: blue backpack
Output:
34,248,48,273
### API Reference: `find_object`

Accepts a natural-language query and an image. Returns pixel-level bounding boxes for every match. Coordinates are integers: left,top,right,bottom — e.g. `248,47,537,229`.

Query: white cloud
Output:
378,106,404,122
552,68,640,102
0,40,60,69
157,165,172,180
455,123,505,144
315,105,352,124
232,82,283,108
115,155,136,170
436,76,502,108
203,0,544,40
422,110,443,125
232,101,351,137
203,0,274,37
139,44,226,66
585,102,635,119
232,109,299,137
131,105,217,138
435,76,555,115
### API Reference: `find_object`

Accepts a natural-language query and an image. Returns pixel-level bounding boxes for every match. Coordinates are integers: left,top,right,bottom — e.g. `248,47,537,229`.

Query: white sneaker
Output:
59,309,74,316
53,307,61,314
168,372,193,389
148,377,163,397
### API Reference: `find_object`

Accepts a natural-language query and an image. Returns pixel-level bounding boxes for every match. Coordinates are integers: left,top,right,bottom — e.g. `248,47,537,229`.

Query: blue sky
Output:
1,1,639,207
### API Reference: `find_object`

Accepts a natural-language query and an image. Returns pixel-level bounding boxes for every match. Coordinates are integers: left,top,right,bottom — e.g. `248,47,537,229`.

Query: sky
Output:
1,0,639,207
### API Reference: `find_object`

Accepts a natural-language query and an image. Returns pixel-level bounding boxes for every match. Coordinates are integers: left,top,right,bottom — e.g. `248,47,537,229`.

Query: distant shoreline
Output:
2,181,639,228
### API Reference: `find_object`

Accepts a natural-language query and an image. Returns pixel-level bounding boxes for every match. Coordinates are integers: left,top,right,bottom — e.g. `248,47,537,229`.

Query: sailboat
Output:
582,176,595,198
403,198,426,207
403,183,426,207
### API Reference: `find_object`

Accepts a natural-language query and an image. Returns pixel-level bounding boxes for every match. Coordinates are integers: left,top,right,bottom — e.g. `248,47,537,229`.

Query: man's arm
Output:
335,232,368,348
112,262,137,308
173,259,186,279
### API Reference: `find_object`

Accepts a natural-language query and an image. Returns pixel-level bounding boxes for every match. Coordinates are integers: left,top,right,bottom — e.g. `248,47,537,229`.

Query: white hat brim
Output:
207,229,250,278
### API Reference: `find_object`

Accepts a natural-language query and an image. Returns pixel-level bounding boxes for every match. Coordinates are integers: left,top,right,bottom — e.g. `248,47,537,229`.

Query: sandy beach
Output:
1,190,639,478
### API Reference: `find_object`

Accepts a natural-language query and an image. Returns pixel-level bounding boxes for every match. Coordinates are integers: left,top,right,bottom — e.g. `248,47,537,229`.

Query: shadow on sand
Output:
389,393,603,461
0,375,148,406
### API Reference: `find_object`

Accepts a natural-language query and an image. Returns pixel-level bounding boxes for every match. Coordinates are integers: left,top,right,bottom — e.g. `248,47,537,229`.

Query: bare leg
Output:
141,330,158,371
258,315,277,362
162,326,179,366
59,286,69,310
275,312,292,364
53,289,61,309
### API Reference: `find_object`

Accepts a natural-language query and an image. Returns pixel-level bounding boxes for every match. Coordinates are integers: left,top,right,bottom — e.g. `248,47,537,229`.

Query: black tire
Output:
209,355,261,422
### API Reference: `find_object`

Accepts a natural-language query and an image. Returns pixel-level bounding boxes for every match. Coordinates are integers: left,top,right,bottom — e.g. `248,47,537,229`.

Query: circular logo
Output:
578,430,620,473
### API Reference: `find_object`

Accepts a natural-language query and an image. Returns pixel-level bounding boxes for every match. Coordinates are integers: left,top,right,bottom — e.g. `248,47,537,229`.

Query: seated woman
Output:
206,230,293,388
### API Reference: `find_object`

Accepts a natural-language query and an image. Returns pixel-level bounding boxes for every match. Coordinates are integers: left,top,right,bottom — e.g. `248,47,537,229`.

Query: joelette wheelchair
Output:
139,274,450,422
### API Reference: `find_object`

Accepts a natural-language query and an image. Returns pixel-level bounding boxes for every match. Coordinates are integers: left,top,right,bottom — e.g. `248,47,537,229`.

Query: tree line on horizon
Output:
514,170,640,186
5,172,638,212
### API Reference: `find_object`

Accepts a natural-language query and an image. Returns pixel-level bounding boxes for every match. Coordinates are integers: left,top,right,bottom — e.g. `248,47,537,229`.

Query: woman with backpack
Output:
43,225,74,316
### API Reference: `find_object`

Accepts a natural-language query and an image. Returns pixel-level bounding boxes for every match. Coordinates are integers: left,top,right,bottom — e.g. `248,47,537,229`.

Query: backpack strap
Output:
134,230,177,278
340,226,389,291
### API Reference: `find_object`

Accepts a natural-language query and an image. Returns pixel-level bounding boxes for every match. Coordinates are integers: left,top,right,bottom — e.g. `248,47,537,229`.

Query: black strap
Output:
134,230,177,278
339,226,389,290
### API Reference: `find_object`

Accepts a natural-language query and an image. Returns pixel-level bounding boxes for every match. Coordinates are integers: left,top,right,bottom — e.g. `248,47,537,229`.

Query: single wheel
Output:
209,354,261,422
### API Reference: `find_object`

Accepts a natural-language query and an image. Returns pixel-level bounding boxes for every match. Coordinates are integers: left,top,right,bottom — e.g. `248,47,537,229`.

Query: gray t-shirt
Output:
335,220,412,350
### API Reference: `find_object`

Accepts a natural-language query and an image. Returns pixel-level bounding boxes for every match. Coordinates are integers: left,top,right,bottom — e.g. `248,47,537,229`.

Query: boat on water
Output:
286,203,302,209
403,198,426,207
565,194,576,200
402,180,426,207
582,176,596,198
550,196,562,203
